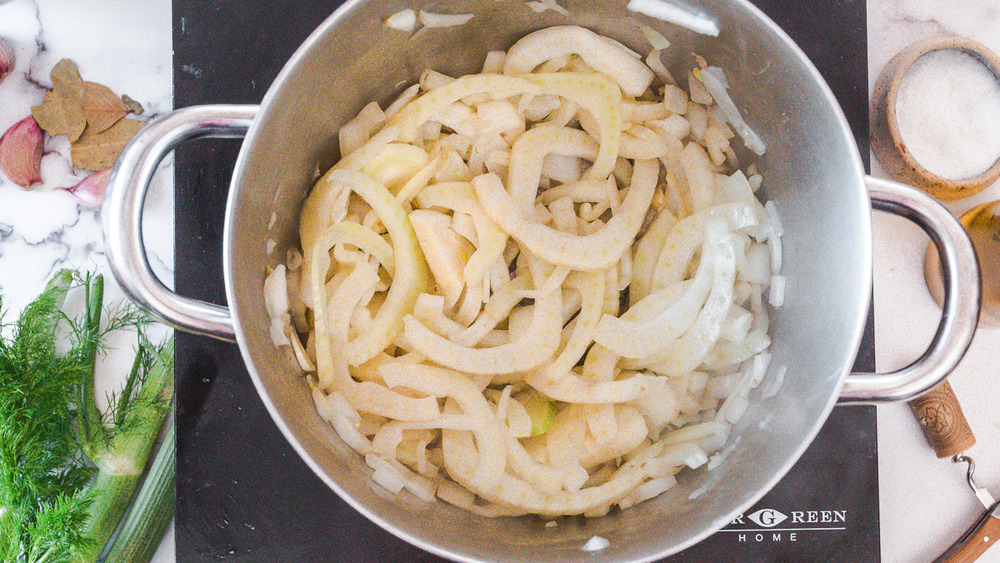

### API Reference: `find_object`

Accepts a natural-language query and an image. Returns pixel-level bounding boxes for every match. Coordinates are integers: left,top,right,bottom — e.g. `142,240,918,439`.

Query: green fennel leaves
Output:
0,271,173,563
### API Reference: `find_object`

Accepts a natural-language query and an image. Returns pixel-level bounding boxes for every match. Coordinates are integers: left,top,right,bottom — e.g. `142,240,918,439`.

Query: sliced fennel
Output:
278,25,781,519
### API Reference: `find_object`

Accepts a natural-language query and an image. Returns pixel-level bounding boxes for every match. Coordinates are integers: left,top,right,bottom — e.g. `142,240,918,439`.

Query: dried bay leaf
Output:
29,58,149,172
82,81,128,133
70,117,144,171
51,58,84,99
32,89,86,141
31,58,86,141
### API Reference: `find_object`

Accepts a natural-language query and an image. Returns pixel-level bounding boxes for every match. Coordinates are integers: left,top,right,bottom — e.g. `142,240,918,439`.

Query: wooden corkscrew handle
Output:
908,380,977,458
935,506,1000,563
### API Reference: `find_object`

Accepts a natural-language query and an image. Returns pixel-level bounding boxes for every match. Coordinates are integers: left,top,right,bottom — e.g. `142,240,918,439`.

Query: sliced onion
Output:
634,219,737,374
581,536,610,553
321,170,430,366
769,274,785,307
626,0,720,37
740,243,770,284
286,325,316,372
402,267,562,374
719,306,753,343
507,125,599,212
383,365,508,493
437,479,476,509
418,10,474,28
388,74,542,141
764,199,784,237
698,66,766,155
339,102,386,157
640,24,671,50
385,84,421,119
749,351,772,387
413,181,508,289
361,143,429,191
474,159,656,271
594,235,713,358
620,475,676,509
538,177,614,205
286,26,780,519
384,9,417,32
367,453,407,493
504,26,654,97
761,364,787,398
263,265,291,347
645,49,674,86
482,50,506,73
526,0,569,15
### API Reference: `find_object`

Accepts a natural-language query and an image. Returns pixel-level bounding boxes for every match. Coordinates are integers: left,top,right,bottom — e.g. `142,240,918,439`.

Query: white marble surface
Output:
0,0,174,560
870,1,1000,562
0,0,999,562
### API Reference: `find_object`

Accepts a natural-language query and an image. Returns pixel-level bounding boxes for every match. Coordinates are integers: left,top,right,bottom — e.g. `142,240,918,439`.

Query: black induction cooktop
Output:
172,1,877,560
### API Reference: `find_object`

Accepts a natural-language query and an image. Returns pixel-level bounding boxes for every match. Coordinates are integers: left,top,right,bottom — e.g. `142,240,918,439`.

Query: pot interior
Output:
225,0,871,560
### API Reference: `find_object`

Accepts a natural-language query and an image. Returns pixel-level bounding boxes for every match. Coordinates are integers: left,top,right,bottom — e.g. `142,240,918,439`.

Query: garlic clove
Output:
66,168,111,210
0,116,44,188
0,37,13,86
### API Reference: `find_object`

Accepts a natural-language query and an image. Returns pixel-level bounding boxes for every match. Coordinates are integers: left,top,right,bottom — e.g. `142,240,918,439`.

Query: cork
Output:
908,380,977,459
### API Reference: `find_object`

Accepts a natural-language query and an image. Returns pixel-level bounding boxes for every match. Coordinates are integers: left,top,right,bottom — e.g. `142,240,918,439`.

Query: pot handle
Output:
839,176,980,403
102,104,259,342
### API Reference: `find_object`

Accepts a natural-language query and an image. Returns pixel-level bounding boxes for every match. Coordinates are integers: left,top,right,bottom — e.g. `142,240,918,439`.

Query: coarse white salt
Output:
895,49,1000,180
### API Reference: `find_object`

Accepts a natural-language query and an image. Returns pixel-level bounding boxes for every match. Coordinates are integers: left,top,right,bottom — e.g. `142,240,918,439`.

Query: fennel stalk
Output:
0,271,174,562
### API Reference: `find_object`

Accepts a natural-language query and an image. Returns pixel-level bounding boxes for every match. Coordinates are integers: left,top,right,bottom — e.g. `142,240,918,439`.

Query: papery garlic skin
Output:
66,168,111,210
0,116,44,188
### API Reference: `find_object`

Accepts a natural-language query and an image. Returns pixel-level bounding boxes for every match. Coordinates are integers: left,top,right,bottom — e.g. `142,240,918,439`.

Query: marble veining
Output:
0,0,174,560
0,0,174,316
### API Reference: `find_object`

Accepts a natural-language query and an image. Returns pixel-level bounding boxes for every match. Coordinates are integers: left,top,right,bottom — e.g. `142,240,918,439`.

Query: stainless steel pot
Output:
103,0,981,560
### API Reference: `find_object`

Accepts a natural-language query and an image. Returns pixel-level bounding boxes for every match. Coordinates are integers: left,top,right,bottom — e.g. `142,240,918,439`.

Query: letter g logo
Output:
747,509,788,528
